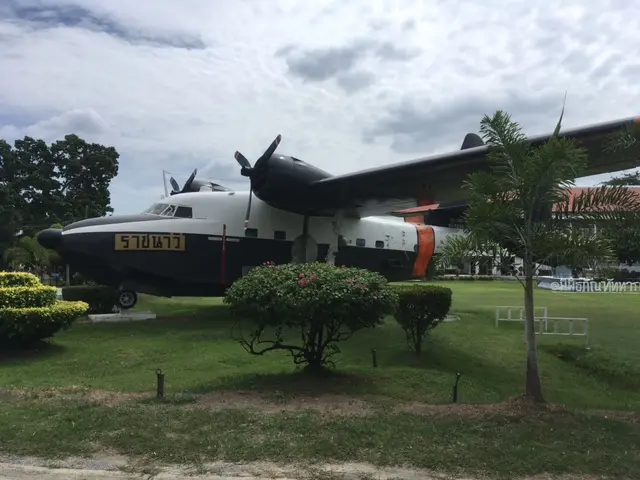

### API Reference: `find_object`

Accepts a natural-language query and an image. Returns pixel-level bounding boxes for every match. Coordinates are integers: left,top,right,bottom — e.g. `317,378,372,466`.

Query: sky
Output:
0,0,639,215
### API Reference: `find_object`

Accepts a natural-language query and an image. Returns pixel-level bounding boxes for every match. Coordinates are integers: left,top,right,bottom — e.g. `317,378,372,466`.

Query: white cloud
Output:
0,0,638,215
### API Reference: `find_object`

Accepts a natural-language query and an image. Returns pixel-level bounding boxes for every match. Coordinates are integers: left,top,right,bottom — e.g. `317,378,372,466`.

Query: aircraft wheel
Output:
116,289,138,310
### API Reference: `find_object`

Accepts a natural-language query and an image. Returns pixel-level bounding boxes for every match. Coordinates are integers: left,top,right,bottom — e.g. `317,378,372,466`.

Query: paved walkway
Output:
0,460,459,480
0,463,295,480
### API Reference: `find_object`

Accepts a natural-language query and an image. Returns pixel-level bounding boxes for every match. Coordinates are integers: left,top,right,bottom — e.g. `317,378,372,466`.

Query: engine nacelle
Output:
250,154,333,215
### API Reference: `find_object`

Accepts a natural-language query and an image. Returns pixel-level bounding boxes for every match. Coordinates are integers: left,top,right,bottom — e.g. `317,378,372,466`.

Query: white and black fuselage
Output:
37,191,463,299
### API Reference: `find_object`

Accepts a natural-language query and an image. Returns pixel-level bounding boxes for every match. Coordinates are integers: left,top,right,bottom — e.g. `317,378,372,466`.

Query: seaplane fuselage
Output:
37,191,462,308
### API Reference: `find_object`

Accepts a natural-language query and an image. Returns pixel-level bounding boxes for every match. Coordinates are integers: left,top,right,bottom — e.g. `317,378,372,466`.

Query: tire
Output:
116,289,137,310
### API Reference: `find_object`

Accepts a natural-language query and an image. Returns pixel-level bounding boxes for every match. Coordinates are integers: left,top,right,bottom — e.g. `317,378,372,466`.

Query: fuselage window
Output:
356,238,366,247
375,240,384,248
274,230,286,240
174,206,193,218
245,228,258,238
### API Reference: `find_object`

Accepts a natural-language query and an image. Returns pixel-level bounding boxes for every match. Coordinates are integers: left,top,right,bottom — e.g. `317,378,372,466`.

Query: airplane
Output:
36,115,640,310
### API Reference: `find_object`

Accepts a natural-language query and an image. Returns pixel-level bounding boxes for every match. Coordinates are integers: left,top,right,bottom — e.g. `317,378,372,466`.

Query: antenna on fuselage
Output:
161,170,170,197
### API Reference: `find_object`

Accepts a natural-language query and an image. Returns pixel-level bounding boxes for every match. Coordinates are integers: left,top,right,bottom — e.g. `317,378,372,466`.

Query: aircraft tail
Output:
460,133,484,150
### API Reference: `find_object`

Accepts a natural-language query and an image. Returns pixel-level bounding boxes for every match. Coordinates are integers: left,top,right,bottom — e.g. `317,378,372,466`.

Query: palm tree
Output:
438,234,516,276
461,109,640,403
2,235,51,274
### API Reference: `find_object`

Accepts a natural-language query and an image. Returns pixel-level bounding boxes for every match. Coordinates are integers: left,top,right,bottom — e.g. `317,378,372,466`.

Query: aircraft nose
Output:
37,228,63,250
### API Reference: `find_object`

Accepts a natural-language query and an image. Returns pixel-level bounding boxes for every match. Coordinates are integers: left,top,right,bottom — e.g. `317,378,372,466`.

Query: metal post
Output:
371,349,378,368
221,224,227,285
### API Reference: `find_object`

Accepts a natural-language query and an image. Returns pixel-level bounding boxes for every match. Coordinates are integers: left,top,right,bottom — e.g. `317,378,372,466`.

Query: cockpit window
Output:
143,203,192,218
144,203,169,215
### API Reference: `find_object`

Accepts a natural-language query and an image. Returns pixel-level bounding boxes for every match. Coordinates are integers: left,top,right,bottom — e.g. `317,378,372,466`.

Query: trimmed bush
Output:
0,271,41,288
61,285,116,314
224,262,398,373
393,284,453,357
0,301,89,344
0,271,88,347
0,286,58,309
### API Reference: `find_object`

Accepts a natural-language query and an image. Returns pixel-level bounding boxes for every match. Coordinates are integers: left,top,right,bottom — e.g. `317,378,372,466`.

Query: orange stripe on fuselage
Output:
412,224,435,278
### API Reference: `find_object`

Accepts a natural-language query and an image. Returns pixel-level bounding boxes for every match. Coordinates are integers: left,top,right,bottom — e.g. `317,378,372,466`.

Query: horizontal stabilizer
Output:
460,133,484,150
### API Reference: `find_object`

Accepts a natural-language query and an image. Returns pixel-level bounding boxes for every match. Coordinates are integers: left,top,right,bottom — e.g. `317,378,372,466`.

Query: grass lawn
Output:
1,280,640,478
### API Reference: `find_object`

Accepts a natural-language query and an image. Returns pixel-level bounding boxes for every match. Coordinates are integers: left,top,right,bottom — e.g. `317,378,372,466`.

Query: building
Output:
392,186,640,277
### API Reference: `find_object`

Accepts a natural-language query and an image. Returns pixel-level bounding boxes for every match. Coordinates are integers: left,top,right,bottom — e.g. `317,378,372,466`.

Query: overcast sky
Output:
1,0,638,215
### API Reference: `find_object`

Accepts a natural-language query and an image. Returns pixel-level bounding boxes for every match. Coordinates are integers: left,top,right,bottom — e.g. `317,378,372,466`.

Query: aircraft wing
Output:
308,116,640,217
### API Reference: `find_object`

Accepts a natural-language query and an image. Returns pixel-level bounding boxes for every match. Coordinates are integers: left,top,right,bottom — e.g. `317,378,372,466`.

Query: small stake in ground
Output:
452,372,462,403
371,348,378,368
156,368,165,399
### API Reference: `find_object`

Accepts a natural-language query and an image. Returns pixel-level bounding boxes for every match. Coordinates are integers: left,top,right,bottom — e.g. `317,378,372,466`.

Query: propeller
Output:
169,168,198,195
234,134,282,229
169,177,180,195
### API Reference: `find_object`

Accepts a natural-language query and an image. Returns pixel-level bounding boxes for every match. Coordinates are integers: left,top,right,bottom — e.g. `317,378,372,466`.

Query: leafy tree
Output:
224,262,398,374
461,109,640,403
393,285,452,357
0,139,28,259
0,134,119,244
49,134,119,224
597,124,640,265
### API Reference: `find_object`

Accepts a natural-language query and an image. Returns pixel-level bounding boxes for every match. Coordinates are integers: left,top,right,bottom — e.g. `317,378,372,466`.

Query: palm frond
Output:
558,185,640,223
603,122,640,153
2,246,32,269
551,92,567,138
538,227,616,270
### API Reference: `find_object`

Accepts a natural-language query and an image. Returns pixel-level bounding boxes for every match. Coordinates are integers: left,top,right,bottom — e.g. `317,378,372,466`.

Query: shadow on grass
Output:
382,336,521,382
0,341,68,365
541,343,640,391
83,304,238,337
196,369,376,397
152,304,233,322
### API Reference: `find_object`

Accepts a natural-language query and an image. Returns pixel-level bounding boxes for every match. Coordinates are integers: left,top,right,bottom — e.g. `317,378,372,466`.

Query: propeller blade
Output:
184,168,197,191
169,177,180,192
244,188,253,230
234,151,251,169
258,134,282,162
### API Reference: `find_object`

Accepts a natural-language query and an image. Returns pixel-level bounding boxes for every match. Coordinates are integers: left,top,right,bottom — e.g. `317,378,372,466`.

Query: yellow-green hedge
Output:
0,300,89,345
0,271,41,288
0,286,58,309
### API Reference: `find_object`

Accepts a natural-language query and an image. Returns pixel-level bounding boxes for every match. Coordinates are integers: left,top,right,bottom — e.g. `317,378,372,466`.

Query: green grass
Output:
2,281,639,410
1,396,639,478
2,280,640,477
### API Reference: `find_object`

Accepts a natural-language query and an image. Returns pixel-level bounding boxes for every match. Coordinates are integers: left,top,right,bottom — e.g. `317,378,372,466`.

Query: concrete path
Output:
0,460,464,480
0,462,288,479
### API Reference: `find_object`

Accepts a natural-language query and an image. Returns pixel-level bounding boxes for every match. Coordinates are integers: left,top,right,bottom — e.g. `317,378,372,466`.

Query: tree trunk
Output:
304,323,325,374
523,250,544,402
414,332,422,357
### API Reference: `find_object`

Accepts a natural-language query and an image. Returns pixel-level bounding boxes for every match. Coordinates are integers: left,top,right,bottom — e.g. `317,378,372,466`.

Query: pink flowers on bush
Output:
297,272,318,286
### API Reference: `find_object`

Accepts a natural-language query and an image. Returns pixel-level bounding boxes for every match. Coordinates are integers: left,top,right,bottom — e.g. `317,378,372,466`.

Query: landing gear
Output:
116,289,138,310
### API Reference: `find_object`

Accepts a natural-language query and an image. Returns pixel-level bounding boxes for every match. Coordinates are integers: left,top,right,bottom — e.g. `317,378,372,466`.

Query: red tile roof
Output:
392,186,640,216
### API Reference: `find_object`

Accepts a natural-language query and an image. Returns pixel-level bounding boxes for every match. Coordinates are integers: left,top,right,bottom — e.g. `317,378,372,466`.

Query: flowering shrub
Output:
223,262,398,372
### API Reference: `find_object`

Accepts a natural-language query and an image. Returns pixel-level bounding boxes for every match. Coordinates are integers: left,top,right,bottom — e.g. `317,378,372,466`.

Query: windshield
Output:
143,203,176,216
